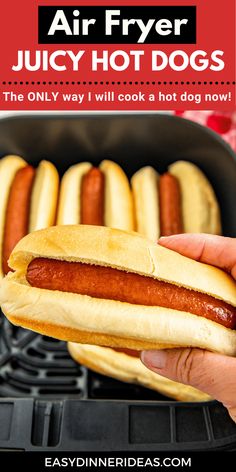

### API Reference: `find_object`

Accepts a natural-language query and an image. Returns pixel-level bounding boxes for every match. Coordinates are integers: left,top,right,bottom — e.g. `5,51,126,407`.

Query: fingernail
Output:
158,236,171,244
141,350,167,369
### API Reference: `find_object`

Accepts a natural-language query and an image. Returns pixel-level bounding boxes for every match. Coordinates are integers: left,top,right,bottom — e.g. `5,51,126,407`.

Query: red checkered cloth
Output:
174,111,236,152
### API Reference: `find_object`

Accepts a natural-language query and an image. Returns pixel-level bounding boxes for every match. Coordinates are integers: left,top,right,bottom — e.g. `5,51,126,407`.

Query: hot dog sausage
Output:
114,348,140,357
159,173,183,236
27,259,236,329
2,166,35,274
81,167,105,225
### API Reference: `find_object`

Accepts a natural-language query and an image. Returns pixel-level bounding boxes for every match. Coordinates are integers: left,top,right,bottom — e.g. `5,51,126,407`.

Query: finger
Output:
229,407,236,423
141,348,236,414
159,234,236,278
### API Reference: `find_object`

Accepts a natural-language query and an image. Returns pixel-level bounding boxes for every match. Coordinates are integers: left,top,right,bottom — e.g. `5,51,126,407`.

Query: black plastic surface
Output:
0,399,236,450
0,316,167,401
0,114,236,451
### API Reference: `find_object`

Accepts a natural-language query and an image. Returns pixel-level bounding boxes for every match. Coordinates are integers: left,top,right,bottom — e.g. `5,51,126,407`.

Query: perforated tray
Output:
0,114,236,450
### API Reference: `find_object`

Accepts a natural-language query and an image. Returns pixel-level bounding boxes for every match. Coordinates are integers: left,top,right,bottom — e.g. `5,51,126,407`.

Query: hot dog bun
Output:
0,156,59,277
29,160,59,232
99,160,134,231
1,225,236,356
169,161,222,234
131,166,160,241
68,343,211,402
57,160,134,231
0,156,26,278
132,161,221,240
57,162,92,225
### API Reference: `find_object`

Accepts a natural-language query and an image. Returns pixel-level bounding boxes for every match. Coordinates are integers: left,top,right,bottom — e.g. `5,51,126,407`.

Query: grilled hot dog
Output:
159,173,183,237
81,167,105,226
26,258,236,330
1,226,236,356
2,166,35,274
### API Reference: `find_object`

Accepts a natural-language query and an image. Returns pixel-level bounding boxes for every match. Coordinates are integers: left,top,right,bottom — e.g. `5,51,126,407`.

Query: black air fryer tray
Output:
0,114,236,451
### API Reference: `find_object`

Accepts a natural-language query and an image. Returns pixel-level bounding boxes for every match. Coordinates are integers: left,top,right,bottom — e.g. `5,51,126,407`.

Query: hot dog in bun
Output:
57,160,134,231
0,156,59,277
1,225,236,356
131,161,222,241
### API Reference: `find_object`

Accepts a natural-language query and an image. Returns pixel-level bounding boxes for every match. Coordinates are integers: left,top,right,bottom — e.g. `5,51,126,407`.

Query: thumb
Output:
141,348,236,422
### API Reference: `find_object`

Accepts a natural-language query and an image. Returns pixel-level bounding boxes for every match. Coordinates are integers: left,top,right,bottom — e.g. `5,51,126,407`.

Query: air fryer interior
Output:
0,114,236,451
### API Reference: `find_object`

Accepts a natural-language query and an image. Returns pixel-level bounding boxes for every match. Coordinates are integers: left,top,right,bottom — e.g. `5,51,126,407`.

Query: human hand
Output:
141,234,236,423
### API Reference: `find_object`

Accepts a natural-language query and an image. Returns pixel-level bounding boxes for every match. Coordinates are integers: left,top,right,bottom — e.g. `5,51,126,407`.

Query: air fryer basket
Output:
0,114,236,451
